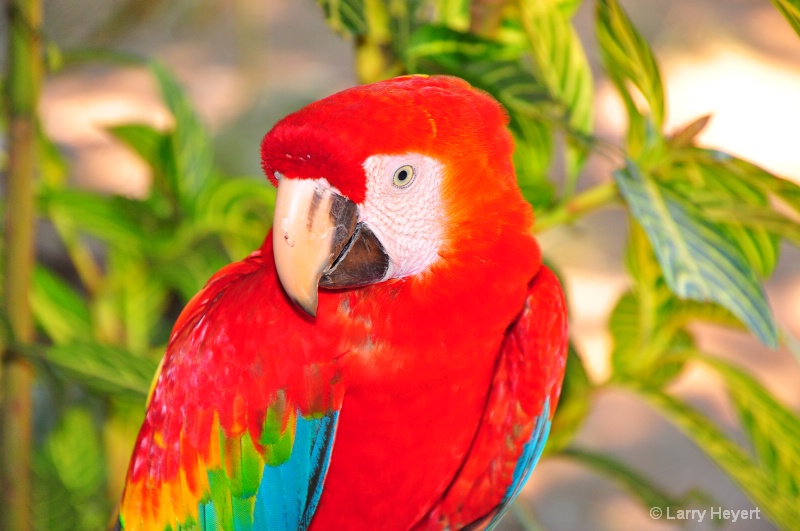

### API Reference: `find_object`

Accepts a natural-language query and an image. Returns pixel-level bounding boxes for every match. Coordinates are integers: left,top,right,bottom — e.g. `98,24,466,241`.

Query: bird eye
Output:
393,165,415,188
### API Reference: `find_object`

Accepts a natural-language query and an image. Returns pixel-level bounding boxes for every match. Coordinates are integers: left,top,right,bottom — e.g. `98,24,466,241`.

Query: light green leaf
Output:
434,0,471,31
639,386,800,528
151,62,214,211
557,0,584,18
596,0,664,126
695,150,800,215
597,0,664,155
513,117,556,210
614,160,778,347
31,265,93,345
771,0,800,37
106,249,169,354
698,356,800,491
518,0,594,190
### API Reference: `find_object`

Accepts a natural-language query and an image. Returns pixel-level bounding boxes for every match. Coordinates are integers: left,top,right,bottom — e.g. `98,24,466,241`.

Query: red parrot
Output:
117,75,568,530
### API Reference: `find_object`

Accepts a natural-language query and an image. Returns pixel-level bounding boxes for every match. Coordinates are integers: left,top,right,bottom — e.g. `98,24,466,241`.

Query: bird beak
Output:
272,176,390,317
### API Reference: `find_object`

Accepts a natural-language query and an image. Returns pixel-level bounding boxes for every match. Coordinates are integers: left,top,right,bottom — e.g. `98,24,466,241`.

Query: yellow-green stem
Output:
2,1,42,529
534,182,620,233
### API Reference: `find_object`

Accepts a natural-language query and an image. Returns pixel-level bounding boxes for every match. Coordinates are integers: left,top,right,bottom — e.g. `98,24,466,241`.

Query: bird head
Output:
261,75,538,316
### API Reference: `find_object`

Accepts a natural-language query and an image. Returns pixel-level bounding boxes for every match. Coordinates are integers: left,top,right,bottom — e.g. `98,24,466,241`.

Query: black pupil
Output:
397,169,408,181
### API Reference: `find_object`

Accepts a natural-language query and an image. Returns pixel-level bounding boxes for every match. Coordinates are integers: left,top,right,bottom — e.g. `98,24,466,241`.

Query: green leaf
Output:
105,249,169,354
31,265,93,345
614,160,778,347
107,123,169,171
698,355,800,499
597,0,664,154
38,342,158,398
406,24,526,64
665,157,783,278
194,175,276,257
639,386,800,528
107,123,178,217
407,25,556,207
513,118,556,210
317,0,368,37
771,0,800,37
34,408,109,531
151,62,214,212
696,150,800,215
40,188,145,249
561,447,710,515
517,0,594,190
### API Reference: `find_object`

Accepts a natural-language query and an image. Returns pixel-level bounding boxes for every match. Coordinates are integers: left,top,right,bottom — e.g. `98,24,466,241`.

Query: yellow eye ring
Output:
393,165,415,188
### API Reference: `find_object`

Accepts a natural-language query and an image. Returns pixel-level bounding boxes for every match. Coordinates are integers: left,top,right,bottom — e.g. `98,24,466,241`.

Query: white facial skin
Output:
359,153,446,280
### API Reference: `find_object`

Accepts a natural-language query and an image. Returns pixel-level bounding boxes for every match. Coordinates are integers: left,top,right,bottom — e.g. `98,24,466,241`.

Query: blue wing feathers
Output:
194,409,338,531
251,410,339,531
485,398,552,530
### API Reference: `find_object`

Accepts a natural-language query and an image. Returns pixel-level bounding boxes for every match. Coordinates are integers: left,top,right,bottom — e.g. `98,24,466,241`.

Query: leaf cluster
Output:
10,62,275,527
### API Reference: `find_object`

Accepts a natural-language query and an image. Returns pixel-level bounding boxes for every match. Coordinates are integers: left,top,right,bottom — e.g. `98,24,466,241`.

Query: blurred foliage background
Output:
1,0,800,530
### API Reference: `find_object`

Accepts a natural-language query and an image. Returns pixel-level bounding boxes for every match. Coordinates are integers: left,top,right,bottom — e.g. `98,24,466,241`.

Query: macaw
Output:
117,75,568,531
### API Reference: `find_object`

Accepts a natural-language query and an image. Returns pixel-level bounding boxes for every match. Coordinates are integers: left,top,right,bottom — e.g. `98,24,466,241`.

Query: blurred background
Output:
4,0,799,529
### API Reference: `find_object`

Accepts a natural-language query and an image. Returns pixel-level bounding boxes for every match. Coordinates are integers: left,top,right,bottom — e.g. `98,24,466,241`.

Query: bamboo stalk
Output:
2,0,43,529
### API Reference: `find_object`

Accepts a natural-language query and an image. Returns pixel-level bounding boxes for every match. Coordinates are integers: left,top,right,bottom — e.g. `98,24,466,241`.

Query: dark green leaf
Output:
615,161,778,347
317,0,368,37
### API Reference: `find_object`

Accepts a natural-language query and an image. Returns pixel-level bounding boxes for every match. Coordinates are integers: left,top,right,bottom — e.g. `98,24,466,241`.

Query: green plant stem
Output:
2,1,42,529
535,182,619,233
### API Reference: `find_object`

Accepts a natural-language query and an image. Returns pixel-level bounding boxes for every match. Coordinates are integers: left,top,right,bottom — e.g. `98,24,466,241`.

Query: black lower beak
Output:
320,223,390,289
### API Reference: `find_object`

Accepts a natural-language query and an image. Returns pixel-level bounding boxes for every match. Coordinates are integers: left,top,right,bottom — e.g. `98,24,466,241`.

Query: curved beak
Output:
272,177,390,316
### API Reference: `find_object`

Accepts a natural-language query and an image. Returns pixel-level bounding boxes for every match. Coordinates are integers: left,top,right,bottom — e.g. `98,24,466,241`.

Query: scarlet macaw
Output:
117,75,568,530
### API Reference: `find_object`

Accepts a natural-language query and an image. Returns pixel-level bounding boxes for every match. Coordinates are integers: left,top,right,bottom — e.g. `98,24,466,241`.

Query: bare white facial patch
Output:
360,153,445,279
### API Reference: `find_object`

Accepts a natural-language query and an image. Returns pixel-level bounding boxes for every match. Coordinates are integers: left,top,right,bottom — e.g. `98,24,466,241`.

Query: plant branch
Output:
534,182,620,233
2,1,42,529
